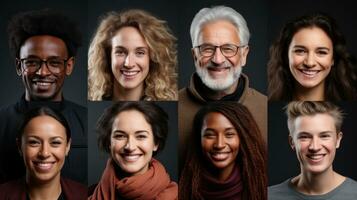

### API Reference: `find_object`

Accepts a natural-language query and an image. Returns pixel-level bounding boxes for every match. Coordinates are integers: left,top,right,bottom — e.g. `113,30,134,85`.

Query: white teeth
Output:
123,154,140,162
37,82,51,86
307,154,324,160
301,69,319,77
211,152,229,160
35,162,53,170
122,71,139,76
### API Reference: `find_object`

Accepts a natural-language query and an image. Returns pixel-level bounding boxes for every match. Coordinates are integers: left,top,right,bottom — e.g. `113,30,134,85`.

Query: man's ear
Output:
336,131,343,149
239,45,249,67
65,57,75,76
16,58,22,76
289,135,295,151
192,48,198,63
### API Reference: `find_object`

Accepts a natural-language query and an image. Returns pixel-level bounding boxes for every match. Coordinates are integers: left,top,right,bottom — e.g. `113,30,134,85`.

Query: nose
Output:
308,137,321,151
211,47,226,65
38,143,50,158
124,54,135,68
36,61,51,76
213,134,225,149
124,136,136,152
304,53,316,68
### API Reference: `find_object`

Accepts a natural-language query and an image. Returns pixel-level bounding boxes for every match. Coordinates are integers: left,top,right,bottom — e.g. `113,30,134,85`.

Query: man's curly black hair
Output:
7,9,82,58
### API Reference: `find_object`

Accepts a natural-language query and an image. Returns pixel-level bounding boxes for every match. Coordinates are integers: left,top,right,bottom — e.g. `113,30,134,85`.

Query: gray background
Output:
87,101,178,185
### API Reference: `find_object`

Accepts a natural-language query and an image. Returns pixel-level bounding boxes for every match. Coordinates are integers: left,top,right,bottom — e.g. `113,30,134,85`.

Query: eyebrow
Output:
112,130,150,134
27,135,65,140
113,46,148,50
204,127,236,132
292,45,331,51
297,131,334,135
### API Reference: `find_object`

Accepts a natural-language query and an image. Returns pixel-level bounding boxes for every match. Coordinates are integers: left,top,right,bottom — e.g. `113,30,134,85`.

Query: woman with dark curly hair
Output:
179,102,267,200
88,102,177,199
268,13,357,101
88,9,178,101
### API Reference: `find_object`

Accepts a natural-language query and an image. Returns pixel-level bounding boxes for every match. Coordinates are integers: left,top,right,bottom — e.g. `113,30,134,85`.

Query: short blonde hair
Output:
286,101,344,134
88,9,177,100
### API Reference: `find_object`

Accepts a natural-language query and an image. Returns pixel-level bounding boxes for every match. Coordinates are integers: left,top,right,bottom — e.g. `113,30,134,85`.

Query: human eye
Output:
221,45,236,54
27,138,41,147
136,134,148,140
51,139,63,147
316,50,329,56
114,48,127,57
294,48,306,55
113,133,127,140
320,133,331,139
225,131,237,138
202,131,216,139
135,49,147,57
48,59,63,67
24,58,40,67
297,134,310,140
200,45,215,54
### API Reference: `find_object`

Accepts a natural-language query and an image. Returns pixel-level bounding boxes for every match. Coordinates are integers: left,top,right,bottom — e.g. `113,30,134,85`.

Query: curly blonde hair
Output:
88,9,178,101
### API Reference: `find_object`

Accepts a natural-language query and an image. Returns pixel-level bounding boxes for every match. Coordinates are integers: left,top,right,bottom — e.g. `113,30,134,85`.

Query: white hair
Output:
190,5,250,47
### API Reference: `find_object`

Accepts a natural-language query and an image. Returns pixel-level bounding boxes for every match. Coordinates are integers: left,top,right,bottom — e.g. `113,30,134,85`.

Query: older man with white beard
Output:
178,6,267,172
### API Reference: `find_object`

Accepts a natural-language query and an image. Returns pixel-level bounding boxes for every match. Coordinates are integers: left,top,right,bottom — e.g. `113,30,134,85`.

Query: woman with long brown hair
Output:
179,102,267,200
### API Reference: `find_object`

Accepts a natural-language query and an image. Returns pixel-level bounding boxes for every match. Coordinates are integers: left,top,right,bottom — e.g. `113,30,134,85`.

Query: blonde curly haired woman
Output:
88,9,178,101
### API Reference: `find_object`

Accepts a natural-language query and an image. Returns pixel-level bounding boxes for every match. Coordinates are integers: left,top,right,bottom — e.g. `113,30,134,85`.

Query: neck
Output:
208,162,235,181
294,83,325,101
25,92,63,102
203,80,238,100
292,167,345,195
26,174,61,200
113,82,144,101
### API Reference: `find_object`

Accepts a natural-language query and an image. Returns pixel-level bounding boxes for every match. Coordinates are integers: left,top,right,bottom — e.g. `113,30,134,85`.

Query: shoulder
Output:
0,179,26,199
61,177,88,200
337,177,357,194
268,179,294,199
63,100,86,113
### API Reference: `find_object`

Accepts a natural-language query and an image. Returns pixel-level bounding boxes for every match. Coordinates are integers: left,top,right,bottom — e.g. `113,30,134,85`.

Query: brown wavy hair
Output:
179,102,267,200
88,9,177,100
268,12,357,101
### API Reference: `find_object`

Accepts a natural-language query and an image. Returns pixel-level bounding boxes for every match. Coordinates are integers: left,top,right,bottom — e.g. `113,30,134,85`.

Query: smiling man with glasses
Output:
0,9,87,186
178,6,267,172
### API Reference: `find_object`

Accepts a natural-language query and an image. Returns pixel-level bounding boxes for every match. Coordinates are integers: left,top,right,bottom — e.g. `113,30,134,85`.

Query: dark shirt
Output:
0,95,87,184
26,192,65,200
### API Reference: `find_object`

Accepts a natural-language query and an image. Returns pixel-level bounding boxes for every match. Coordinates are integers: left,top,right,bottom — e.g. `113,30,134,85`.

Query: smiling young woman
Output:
179,102,267,200
0,107,87,200
88,102,177,200
268,13,357,101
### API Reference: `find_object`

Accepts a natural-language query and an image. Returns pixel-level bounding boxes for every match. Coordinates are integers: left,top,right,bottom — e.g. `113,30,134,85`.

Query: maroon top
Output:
200,166,243,200
0,177,87,200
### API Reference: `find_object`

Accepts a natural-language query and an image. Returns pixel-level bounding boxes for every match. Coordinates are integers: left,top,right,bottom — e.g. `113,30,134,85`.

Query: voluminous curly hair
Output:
268,12,357,101
88,9,178,101
7,9,82,58
179,102,267,200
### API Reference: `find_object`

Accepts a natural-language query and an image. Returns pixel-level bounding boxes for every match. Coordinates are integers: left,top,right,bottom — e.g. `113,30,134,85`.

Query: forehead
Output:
112,110,151,130
23,115,67,138
202,112,234,129
198,20,240,45
111,26,148,49
293,113,336,134
19,35,68,58
290,27,333,49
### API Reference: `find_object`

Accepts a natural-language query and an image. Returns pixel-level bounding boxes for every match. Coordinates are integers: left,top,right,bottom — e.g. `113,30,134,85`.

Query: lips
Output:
32,78,55,90
120,153,142,162
298,69,321,78
120,70,140,79
306,153,325,163
210,151,231,161
33,161,55,172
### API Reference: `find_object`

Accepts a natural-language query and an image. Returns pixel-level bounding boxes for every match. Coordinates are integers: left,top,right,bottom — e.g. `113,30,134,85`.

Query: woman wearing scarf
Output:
88,102,177,200
179,102,267,200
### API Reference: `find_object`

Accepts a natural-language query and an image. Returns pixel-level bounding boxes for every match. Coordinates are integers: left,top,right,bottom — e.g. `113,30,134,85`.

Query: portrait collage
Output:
0,0,357,199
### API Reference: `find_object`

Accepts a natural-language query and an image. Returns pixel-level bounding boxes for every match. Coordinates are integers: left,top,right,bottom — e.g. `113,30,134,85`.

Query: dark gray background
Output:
88,101,178,186
269,102,357,186
0,0,87,107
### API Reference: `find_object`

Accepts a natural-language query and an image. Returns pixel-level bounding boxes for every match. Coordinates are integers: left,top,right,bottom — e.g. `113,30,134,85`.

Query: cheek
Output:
201,139,212,154
111,56,125,71
289,55,304,69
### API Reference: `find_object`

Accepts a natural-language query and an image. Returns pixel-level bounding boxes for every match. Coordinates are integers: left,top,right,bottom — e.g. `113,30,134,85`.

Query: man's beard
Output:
195,61,242,91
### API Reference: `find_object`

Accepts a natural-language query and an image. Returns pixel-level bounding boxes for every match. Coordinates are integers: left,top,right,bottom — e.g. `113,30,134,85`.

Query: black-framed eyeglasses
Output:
194,44,247,58
18,57,71,74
